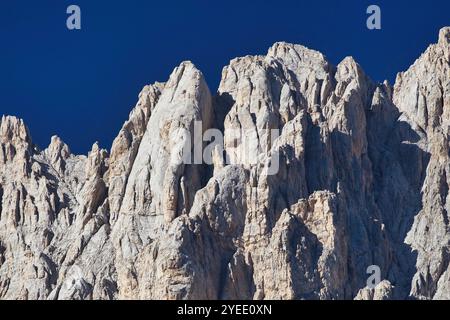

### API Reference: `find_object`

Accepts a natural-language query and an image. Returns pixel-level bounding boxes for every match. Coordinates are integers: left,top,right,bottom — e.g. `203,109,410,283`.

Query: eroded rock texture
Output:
0,28,450,300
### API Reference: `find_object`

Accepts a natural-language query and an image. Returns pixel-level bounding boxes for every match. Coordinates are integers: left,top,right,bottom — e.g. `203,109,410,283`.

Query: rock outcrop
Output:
0,28,449,300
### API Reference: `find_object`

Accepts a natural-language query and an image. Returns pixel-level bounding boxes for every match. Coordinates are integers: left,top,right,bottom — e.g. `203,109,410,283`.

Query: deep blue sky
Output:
1,0,449,154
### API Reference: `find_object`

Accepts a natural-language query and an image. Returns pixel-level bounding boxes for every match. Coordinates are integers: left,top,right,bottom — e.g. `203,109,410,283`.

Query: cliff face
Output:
0,28,449,300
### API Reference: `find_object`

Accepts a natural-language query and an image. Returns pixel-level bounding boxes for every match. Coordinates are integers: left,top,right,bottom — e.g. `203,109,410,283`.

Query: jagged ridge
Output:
0,27,449,300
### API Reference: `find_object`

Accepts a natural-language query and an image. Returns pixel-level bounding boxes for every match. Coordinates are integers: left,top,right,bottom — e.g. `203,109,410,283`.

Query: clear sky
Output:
1,0,449,154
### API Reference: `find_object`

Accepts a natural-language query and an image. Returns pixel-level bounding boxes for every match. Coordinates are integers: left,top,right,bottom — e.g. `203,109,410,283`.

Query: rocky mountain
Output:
0,28,449,300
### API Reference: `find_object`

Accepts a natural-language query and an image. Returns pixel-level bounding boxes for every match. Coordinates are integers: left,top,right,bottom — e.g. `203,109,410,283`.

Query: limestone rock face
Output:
1,28,450,300
393,26,450,300
111,61,214,299
107,82,164,222
355,280,396,300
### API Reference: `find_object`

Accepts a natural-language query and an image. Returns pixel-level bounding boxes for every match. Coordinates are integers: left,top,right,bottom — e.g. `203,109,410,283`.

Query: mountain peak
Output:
439,26,450,47
0,115,31,145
